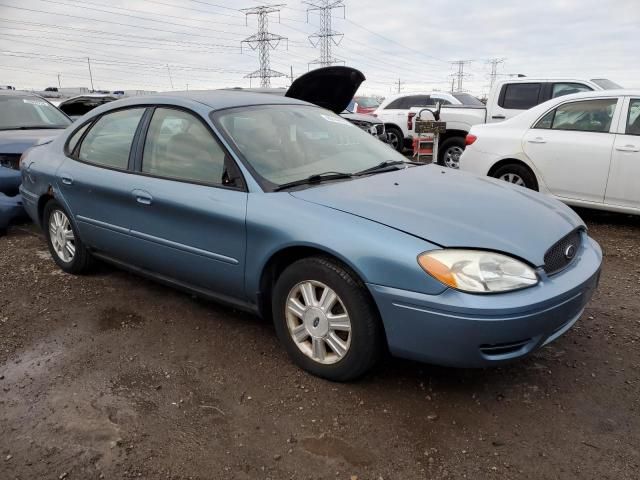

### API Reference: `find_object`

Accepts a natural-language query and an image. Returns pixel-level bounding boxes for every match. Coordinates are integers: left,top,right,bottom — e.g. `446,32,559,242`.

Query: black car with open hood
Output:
226,67,386,142
285,66,366,114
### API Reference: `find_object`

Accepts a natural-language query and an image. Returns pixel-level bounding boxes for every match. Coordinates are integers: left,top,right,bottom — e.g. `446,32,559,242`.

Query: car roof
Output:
111,89,311,111
384,91,454,100
544,89,640,99
494,77,598,84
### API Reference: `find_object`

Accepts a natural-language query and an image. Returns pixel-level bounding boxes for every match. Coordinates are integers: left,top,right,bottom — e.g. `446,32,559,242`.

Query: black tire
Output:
272,256,384,382
386,126,404,153
438,136,465,168
43,199,93,274
491,163,539,191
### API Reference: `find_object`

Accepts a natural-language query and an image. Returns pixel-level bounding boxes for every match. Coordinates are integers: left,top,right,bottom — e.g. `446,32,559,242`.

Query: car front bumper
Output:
368,234,602,368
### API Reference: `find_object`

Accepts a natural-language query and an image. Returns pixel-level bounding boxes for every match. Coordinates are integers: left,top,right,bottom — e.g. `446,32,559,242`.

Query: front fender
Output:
244,193,448,303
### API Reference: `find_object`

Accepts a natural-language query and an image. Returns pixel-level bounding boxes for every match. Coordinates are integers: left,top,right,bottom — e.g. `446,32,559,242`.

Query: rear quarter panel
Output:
19,141,69,227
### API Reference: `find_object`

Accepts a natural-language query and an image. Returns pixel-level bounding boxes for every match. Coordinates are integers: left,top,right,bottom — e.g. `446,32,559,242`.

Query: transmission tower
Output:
304,0,345,68
450,60,472,92
487,57,506,89
240,5,288,88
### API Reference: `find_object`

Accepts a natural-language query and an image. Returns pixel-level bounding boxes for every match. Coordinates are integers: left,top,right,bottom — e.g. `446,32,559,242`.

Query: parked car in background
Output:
379,78,621,168
374,91,475,145
57,94,118,121
20,90,601,380
228,67,387,143
353,96,380,115
0,90,71,232
484,77,620,123
0,90,71,170
460,90,640,215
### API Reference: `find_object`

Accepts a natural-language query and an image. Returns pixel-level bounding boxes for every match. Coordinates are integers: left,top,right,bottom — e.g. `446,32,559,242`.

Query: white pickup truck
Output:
374,77,622,168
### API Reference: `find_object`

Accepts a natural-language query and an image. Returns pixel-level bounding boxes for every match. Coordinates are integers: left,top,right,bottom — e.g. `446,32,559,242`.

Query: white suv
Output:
373,92,482,151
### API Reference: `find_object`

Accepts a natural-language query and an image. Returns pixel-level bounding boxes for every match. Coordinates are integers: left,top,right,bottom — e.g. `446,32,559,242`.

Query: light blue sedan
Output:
19,90,602,381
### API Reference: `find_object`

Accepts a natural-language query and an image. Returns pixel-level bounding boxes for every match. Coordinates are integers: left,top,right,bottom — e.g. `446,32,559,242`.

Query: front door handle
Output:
492,115,506,120
132,189,153,205
61,176,73,185
616,145,640,152
528,137,547,144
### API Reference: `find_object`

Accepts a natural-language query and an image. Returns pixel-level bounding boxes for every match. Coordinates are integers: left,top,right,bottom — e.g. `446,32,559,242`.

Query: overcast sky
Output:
1,0,638,97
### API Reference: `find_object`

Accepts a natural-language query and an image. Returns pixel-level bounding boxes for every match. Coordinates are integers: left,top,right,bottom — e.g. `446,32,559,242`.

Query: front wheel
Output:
43,199,93,274
386,126,404,153
272,257,384,381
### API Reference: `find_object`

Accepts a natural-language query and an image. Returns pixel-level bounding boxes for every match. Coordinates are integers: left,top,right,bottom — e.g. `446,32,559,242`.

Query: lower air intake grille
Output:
544,229,583,276
480,339,532,357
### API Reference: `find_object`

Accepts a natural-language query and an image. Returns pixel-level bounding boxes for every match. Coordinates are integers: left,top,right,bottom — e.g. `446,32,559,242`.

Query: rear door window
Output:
500,83,542,109
78,108,145,169
551,83,593,99
66,122,91,155
550,99,617,133
384,98,405,109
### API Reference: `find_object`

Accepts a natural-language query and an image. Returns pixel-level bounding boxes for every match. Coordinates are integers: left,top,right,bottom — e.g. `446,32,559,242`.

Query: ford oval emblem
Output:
564,244,576,260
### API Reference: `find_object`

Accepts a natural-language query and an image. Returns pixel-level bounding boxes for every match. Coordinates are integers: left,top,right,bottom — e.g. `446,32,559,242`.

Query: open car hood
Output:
286,66,365,114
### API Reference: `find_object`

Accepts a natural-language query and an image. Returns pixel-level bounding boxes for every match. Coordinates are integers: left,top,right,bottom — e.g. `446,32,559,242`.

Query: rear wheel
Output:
492,163,538,190
386,126,404,152
272,256,384,381
438,137,465,169
43,199,93,274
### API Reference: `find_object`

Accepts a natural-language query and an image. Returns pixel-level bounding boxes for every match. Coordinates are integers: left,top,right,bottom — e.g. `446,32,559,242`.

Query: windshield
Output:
214,105,407,189
355,97,380,108
591,79,623,90
452,93,484,106
0,95,71,130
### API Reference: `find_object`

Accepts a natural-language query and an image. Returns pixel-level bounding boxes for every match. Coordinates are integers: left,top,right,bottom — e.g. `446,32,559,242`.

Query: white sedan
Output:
460,90,640,214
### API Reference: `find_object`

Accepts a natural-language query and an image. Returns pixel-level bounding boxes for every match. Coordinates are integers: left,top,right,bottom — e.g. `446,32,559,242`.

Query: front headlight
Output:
418,250,538,293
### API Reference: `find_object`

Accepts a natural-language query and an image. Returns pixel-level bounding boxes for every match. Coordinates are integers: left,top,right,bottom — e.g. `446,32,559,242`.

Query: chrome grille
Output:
347,119,383,136
544,229,582,276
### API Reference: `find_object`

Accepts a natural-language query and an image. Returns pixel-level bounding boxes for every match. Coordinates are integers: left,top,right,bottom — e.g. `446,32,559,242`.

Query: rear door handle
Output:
616,145,640,152
132,189,153,205
528,137,547,144
61,176,73,185
492,115,506,120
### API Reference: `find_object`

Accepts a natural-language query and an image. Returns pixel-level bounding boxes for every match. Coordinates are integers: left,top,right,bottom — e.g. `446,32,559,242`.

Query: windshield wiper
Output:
354,160,421,176
274,171,354,192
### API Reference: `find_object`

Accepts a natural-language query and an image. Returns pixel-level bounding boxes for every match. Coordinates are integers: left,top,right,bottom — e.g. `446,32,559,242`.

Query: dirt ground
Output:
1,208,639,480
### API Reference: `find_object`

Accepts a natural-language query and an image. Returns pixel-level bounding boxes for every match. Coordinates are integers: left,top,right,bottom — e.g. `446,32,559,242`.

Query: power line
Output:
0,19,242,52
0,3,244,44
343,17,449,65
241,4,288,88
37,0,249,41
304,0,345,68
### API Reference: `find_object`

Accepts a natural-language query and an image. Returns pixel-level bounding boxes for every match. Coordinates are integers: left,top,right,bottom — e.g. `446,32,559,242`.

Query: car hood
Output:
286,66,365,114
291,166,584,267
0,129,64,154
